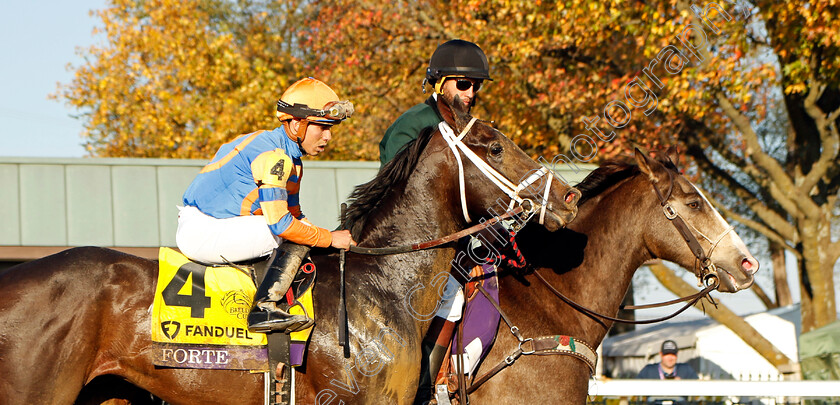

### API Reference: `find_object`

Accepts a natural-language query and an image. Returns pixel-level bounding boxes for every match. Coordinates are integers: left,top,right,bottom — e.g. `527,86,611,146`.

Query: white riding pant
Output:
434,275,465,322
176,205,280,264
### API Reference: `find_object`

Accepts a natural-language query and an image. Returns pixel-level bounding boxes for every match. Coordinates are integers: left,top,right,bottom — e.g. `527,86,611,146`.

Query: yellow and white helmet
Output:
276,78,354,126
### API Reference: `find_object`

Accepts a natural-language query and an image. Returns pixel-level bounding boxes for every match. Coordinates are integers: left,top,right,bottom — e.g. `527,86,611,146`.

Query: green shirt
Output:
378,96,443,167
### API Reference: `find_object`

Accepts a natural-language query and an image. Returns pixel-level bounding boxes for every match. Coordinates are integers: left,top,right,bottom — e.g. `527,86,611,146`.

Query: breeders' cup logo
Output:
221,290,252,320
160,320,181,340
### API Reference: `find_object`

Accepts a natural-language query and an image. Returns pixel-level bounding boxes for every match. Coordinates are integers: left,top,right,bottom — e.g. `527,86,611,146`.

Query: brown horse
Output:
468,148,758,404
0,97,580,405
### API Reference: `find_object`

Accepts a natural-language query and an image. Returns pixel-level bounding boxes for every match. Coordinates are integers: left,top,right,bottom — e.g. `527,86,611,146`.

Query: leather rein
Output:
347,204,528,255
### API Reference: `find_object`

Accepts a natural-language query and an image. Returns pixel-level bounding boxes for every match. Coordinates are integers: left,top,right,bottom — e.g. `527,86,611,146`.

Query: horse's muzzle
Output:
545,188,581,229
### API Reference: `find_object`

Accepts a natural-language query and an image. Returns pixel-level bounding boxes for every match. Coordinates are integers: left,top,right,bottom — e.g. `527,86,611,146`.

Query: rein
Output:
533,269,719,326
525,168,730,326
348,205,527,255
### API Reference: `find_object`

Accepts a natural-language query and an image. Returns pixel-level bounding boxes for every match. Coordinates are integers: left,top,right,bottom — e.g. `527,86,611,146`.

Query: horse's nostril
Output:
565,190,579,205
741,258,758,274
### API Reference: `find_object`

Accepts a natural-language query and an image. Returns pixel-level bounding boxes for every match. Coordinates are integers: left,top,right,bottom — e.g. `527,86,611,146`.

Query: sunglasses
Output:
454,79,482,92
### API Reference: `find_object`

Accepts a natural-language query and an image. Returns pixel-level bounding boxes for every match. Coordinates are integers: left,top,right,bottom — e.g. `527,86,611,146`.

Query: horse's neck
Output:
560,176,653,336
359,164,463,248
572,178,651,276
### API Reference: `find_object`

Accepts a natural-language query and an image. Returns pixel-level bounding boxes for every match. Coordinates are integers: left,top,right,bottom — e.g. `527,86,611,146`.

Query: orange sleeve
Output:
279,220,333,248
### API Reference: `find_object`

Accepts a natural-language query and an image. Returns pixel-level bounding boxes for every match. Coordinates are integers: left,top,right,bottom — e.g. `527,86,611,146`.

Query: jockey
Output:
378,39,502,400
378,39,491,167
177,77,356,333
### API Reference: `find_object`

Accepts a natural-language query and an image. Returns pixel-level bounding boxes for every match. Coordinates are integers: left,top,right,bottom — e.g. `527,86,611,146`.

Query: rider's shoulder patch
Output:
253,150,293,187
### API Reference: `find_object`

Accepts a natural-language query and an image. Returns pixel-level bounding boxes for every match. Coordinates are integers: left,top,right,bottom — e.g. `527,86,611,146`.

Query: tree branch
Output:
680,1,810,219
801,52,840,196
707,139,801,217
751,281,778,310
648,262,794,369
829,240,840,266
715,93,815,216
413,4,451,38
709,196,802,259
684,142,798,242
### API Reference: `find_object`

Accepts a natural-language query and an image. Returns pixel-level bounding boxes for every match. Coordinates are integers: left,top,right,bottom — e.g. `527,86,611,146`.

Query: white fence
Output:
588,379,840,404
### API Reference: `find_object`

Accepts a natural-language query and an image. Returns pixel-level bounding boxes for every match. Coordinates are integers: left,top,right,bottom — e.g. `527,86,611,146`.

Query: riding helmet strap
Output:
295,120,309,150
282,120,308,151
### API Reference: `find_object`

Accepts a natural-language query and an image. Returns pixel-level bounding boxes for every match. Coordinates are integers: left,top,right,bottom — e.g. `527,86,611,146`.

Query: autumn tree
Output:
56,0,310,158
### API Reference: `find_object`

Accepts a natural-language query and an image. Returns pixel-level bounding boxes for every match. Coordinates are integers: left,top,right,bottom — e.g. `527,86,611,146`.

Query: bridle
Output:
649,167,733,289
347,118,569,256
438,119,557,225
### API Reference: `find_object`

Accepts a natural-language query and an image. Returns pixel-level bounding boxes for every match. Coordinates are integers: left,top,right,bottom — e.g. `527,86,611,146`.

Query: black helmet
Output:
425,39,492,85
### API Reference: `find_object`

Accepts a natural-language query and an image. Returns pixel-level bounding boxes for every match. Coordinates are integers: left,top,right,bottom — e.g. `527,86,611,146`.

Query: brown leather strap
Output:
461,278,602,396
466,335,597,395
338,203,350,358
475,283,523,340
467,346,522,394
649,169,716,283
533,269,718,325
348,206,524,255
455,315,468,404
621,292,707,310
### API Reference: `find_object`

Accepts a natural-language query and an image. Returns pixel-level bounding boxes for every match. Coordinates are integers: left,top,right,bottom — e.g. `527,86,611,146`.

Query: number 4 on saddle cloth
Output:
151,247,316,371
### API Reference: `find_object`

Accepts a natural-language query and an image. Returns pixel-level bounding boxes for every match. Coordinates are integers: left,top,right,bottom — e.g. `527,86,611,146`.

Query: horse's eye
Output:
687,201,701,210
489,143,503,156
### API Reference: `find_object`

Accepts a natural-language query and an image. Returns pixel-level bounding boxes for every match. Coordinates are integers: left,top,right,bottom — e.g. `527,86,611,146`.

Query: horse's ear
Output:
634,147,663,183
665,146,679,167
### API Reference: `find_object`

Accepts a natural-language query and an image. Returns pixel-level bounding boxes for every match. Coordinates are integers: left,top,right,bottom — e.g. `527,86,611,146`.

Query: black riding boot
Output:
247,243,314,333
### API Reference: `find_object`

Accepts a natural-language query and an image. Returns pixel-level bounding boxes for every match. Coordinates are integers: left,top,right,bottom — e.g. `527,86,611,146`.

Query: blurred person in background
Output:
637,339,699,380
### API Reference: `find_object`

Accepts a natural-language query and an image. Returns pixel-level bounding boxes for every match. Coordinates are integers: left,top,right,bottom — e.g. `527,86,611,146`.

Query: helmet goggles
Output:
276,99,355,125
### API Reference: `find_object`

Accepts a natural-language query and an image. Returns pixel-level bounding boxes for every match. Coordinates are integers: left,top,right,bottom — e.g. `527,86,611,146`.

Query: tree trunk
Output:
799,218,838,333
648,262,794,370
770,241,793,307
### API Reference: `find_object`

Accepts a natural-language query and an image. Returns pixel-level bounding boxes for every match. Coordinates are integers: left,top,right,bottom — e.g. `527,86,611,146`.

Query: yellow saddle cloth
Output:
151,247,315,371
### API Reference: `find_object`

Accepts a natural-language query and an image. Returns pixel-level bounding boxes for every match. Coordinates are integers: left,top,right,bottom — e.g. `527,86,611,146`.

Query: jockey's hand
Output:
330,230,356,250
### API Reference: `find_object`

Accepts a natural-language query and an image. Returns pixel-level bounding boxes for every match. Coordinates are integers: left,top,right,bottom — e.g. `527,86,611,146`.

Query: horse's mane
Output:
341,126,437,239
575,155,677,204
